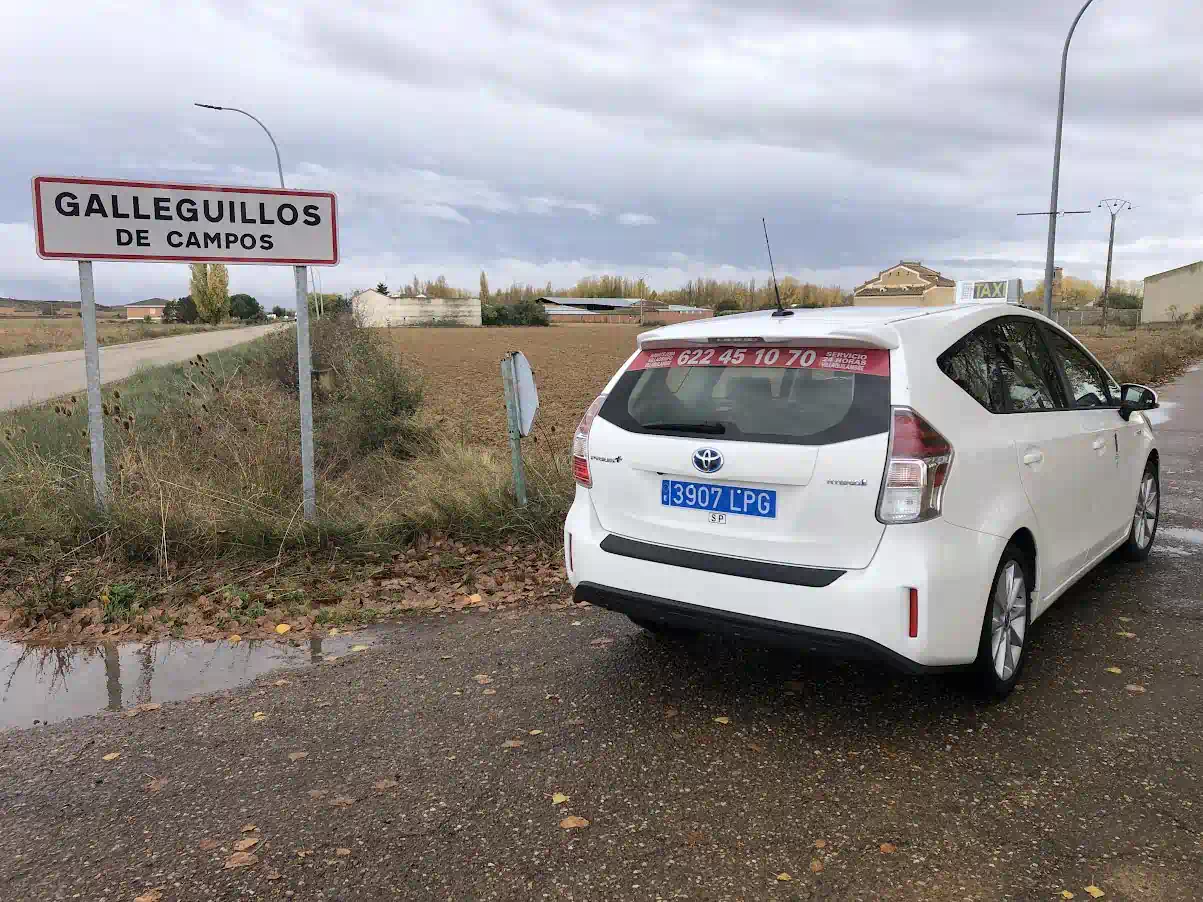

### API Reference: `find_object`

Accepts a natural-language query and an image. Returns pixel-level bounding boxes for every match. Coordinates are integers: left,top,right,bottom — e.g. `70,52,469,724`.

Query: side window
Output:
1041,327,1114,408
994,320,1064,412
938,323,1006,413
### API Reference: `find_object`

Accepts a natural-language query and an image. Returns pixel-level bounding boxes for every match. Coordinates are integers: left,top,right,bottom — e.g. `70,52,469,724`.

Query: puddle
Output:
0,630,385,731
1159,527,1203,546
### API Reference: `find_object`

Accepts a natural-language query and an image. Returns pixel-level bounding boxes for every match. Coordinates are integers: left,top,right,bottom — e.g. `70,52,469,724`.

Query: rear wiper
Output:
643,421,726,434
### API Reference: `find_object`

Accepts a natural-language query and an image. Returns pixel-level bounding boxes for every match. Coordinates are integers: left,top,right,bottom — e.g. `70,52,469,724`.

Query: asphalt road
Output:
0,324,279,411
2,366,1201,901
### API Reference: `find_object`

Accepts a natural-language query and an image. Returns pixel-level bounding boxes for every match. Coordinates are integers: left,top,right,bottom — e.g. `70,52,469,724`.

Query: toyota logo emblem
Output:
692,447,724,474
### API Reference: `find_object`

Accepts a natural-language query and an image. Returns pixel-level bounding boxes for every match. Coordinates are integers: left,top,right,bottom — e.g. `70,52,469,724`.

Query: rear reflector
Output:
571,393,608,488
567,532,574,572
877,408,953,524
908,587,919,638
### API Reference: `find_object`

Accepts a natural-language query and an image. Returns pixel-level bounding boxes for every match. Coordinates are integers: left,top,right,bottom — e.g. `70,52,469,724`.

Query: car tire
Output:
1118,460,1160,562
627,616,695,640
973,542,1032,699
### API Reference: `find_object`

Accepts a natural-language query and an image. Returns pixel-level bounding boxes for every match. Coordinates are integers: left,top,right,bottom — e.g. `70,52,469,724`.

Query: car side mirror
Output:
1118,383,1159,421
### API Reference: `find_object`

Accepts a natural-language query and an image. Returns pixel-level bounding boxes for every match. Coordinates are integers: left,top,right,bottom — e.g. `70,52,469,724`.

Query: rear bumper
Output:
574,582,946,674
565,488,1008,668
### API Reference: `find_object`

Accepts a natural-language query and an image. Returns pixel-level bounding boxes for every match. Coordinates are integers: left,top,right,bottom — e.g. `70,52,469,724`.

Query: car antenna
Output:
762,218,792,317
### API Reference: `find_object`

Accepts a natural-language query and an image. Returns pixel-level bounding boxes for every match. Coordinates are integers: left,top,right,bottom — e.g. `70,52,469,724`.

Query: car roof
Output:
638,304,1046,350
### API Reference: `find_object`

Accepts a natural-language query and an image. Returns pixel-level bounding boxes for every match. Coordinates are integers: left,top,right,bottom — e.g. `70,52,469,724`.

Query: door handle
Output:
1023,450,1044,466
1091,438,1106,451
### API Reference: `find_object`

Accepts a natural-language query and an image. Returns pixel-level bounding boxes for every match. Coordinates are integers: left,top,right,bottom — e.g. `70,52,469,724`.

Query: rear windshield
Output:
600,345,891,446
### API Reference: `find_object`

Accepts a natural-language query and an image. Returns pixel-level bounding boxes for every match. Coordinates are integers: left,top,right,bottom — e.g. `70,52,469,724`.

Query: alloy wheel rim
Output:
990,561,1027,682
1133,473,1159,549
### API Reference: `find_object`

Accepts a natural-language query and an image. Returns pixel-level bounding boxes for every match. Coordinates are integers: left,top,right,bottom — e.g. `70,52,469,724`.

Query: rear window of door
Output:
937,322,1007,412
599,345,891,446
1040,326,1115,408
993,319,1065,412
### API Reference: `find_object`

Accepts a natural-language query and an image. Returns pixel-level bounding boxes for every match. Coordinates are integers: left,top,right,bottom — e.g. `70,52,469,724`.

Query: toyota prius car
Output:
564,304,1161,695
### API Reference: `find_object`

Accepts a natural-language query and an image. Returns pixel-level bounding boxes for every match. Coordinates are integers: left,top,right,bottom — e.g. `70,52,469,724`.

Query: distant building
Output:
537,297,711,323
352,289,482,327
1142,261,1203,324
853,262,955,307
125,299,169,321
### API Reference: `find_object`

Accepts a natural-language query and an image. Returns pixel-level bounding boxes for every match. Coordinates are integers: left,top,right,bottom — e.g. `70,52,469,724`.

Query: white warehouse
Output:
353,290,482,327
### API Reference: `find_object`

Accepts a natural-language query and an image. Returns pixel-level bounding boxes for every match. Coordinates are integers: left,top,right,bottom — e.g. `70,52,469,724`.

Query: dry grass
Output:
0,316,234,358
1077,325,1203,386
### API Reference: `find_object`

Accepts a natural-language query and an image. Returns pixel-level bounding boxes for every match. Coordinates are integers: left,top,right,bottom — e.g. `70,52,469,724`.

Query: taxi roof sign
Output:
955,278,1023,305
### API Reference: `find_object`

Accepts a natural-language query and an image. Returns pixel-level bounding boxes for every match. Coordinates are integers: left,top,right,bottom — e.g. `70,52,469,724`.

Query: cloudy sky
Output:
5,0,1203,305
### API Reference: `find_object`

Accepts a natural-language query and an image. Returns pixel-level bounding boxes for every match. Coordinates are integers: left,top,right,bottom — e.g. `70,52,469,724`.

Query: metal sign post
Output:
500,354,528,507
77,260,107,507
33,176,337,523
294,265,317,521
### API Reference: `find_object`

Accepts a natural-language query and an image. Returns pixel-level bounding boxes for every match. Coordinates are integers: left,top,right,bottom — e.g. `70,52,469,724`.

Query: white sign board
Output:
955,278,1024,305
513,352,539,436
33,177,338,265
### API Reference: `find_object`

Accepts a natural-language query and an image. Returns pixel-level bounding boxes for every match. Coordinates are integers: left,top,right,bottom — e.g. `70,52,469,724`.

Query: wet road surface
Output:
0,324,278,410
1,366,1201,901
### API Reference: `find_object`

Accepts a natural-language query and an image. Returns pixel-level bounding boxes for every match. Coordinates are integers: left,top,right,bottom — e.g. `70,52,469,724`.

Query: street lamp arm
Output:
1041,0,1098,318
193,102,286,188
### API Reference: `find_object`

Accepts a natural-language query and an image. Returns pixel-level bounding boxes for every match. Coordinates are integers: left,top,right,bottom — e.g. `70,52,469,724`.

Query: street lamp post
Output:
1041,0,1099,319
195,102,316,522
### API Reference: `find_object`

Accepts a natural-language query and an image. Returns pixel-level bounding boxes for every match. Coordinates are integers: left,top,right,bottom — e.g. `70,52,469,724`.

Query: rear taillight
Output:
877,408,953,524
571,393,608,488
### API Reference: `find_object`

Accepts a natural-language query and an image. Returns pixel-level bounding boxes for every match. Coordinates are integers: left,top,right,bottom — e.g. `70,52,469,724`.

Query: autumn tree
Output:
479,270,490,301
189,263,230,324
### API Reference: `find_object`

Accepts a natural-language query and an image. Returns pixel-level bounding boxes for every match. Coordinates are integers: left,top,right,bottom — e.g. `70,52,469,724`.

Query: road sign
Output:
955,279,1024,305
32,177,338,265
512,352,539,437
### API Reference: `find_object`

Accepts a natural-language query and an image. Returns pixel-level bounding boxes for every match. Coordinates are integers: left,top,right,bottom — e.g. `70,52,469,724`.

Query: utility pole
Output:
1039,0,1099,319
1098,198,1132,330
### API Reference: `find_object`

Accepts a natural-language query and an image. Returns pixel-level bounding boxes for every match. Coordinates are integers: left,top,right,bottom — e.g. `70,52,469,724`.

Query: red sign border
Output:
32,176,339,266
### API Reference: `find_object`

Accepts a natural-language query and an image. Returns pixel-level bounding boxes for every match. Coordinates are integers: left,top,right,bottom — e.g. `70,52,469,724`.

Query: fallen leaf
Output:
102,752,120,761
144,777,168,793
440,654,453,660
1118,616,1132,622
252,712,267,721
336,847,352,857
664,706,679,719
589,637,614,647
275,623,291,635
1085,887,1105,899
288,751,309,762
223,851,258,869
776,872,792,882
713,716,730,725
528,729,544,736
139,702,162,713
469,593,482,603
1061,892,1076,900
545,693,561,702
1116,631,1137,639
814,839,827,849
474,674,493,685
879,842,897,854
328,627,340,636
559,816,590,829
552,792,570,805
198,838,219,851
351,644,369,652
483,688,497,695
1125,684,1146,694
785,680,805,691
1104,667,1122,675
685,830,704,846
324,655,340,663
502,739,524,749
307,789,329,800
266,870,282,881
228,634,241,643
233,838,259,852
373,779,398,790
810,859,824,873
566,717,585,726
331,795,356,808
134,889,164,902
240,824,258,833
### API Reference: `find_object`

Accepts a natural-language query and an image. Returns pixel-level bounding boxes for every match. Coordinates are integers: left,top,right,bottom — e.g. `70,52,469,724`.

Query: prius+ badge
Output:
692,447,724,474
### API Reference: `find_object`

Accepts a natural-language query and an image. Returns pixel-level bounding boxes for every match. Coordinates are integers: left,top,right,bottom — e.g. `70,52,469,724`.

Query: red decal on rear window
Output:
630,346,889,376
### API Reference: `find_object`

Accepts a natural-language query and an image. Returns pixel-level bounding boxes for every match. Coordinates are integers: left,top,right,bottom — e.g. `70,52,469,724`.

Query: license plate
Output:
660,479,777,519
